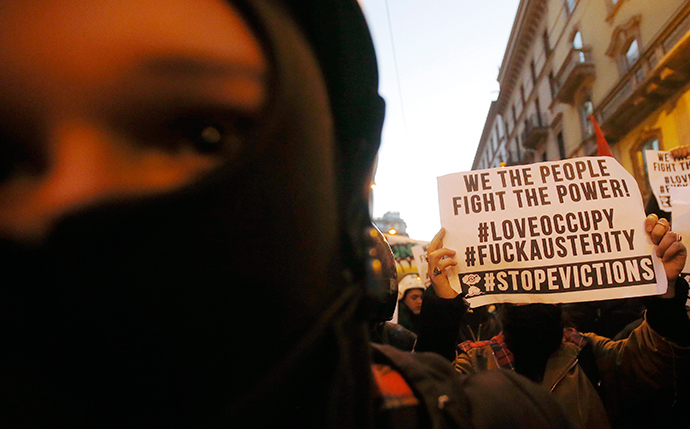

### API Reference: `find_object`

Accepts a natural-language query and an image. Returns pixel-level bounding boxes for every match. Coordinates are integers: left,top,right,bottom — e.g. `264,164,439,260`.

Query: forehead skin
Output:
0,0,266,114
406,289,423,299
0,0,267,238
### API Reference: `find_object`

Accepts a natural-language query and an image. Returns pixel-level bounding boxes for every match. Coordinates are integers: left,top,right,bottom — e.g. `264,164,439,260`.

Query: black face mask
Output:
0,1,376,426
502,304,564,382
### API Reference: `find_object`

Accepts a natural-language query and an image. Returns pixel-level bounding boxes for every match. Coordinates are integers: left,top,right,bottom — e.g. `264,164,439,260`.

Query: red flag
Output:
589,114,613,157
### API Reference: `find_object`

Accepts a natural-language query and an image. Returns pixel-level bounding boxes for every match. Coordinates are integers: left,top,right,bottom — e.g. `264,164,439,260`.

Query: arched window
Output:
573,31,583,49
565,0,576,15
625,39,639,69
605,15,642,75
631,131,661,201
605,0,624,20
573,31,586,62
579,99,594,138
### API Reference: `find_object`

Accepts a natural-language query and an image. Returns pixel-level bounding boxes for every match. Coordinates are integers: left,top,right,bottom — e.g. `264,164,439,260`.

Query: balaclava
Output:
0,0,385,427
502,303,564,383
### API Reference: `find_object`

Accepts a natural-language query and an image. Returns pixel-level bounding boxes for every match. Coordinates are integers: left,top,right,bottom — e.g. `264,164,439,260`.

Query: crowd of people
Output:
415,223,690,428
0,0,687,427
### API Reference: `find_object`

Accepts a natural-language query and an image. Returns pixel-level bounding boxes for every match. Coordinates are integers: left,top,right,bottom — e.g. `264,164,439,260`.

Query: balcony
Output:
554,46,595,104
521,113,549,150
598,6,690,139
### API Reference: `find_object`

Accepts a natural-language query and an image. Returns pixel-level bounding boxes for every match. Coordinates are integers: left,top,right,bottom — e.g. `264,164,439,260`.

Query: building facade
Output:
374,211,409,236
473,0,690,203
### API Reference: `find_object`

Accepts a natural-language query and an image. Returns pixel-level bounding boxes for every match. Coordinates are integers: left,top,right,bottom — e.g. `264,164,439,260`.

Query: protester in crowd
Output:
670,144,690,160
0,1,580,427
397,273,426,334
368,225,418,351
560,297,645,340
644,143,690,222
420,223,690,428
398,271,501,341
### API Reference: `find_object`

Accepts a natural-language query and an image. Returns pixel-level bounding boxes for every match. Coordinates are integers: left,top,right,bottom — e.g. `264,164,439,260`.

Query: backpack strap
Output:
563,328,601,390
371,344,470,428
371,343,581,429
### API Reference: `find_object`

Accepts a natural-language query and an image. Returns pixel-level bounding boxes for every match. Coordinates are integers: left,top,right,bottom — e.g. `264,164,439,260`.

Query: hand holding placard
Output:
438,157,668,306
426,228,459,299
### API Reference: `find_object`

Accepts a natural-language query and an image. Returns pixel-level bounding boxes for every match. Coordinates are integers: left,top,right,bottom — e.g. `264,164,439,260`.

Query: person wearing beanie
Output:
0,1,579,427
421,224,690,428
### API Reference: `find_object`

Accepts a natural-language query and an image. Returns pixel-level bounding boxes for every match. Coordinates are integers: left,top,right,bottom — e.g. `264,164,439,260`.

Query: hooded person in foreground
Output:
0,1,579,427
419,224,690,429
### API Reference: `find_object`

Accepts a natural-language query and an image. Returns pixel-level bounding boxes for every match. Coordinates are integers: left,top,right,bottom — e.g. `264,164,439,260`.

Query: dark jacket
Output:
371,343,579,429
417,278,690,428
397,301,421,334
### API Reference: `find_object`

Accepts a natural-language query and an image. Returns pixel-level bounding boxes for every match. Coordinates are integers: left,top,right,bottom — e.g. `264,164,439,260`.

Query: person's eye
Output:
120,108,256,160
0,125,47,184
174,116,245,155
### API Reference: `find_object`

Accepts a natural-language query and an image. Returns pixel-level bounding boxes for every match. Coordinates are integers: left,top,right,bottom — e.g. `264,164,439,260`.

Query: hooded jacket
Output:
418,279,690,429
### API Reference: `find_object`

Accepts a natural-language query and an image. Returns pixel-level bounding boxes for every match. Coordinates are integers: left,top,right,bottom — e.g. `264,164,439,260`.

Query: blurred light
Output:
371,258,382,273
388,228,397,235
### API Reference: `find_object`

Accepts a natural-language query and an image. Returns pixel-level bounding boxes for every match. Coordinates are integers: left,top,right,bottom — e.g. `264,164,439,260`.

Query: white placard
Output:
437,157,667,307
644,149,690,212
670,187,690,274
411,244,431,287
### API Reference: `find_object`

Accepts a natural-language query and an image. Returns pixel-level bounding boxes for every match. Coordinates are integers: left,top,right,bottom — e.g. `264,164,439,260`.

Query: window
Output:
605,15,642,75
542,30,550,55
632,134,661,200
530,60,537,85
549,72,558,101
606,0,621,10
573,31,583,49
640,139,659,173
515,138,521,161
625,39,639,70
557,132,566,159
579,99,594,138
572,31,587,62
565,0,576,15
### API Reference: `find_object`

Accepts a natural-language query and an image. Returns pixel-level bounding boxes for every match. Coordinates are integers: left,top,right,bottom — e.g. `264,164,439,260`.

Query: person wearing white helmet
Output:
397,273,426,334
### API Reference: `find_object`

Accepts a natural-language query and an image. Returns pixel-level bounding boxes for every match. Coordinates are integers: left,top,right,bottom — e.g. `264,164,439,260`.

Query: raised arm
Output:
415,228,469,360
584,214,690,426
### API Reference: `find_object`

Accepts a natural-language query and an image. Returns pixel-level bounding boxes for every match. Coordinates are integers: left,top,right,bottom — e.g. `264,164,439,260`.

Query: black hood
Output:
0,1,385,426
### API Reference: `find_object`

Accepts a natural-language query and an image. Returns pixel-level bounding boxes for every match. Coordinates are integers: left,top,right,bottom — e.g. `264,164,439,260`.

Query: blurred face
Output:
0,0,267,240
403,289,424,315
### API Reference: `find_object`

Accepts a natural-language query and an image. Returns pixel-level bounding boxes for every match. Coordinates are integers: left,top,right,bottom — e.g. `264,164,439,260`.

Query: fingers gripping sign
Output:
645,214,688,298
438,157,674,306
427,228,460,299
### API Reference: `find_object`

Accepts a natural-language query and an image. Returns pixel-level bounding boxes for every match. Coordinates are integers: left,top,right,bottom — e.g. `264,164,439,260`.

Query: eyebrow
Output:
140,55,266,81
122,54,268,112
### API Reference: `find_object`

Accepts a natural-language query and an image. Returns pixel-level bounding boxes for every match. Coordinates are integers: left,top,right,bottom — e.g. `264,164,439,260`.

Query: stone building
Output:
473,0,690,203
373,211,409,236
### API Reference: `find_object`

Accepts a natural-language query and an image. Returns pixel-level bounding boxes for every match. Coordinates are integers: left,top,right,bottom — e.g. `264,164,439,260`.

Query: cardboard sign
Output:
384,233,429,278
644,150,690,212
411,244,431,287
437,157,667,307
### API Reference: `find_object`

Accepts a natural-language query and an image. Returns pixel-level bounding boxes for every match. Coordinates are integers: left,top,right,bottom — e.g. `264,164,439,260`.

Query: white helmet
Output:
397,273,426,301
